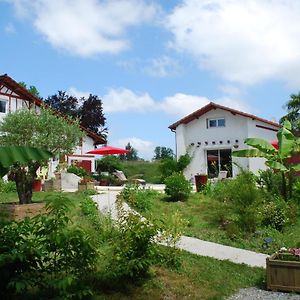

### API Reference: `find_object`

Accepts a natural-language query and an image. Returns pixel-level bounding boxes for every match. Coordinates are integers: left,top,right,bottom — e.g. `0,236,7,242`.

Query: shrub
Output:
0,194,98,298
109,210,158,280
120,184,156,212
159,153,192,181
257,169,283,197
210,171,264,233
260,196,289,231
164,172,192,202
96,156,123,173
67,164,88,178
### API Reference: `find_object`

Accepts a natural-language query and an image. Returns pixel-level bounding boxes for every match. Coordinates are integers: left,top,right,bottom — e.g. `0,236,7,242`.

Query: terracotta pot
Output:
33,179,42,192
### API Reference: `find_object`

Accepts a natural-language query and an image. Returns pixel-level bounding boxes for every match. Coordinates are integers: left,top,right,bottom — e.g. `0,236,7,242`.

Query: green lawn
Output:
141,192,300,255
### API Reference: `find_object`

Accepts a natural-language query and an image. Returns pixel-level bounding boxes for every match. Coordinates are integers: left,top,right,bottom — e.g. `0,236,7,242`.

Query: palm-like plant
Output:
232,121,300,200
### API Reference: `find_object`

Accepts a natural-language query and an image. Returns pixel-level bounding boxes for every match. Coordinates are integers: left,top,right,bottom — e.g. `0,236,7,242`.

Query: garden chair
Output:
112,170,146,186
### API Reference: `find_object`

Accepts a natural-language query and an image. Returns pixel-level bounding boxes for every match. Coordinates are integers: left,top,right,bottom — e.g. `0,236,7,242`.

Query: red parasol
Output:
87,145,129,155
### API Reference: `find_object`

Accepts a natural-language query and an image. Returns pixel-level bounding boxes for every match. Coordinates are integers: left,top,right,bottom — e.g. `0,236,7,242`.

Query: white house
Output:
169,102,280,179
0,74,106,176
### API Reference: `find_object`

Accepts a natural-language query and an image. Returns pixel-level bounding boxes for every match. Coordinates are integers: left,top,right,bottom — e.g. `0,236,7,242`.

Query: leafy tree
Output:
280,92,300,132
153,146,174,160
232,120,300,200
0,108,84,204
19,81,40,98
119,143,139,161
44,91,107,137
44,91,78,118
78,94,107,136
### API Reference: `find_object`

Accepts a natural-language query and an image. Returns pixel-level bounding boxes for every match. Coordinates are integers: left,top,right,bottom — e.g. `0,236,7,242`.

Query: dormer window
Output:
207,118,225,128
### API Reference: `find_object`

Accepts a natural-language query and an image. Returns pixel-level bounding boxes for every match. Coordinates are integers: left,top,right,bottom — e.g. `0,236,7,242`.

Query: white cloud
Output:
102,88,155,113
166,0,300,86
145,55,180,77
102,87,250,117
67,87,90,99
10,0,159,57
160,93,210,116
114,137,154,160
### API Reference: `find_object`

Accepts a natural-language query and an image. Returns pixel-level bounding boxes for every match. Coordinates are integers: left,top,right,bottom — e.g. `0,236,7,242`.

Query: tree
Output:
44,91,107,137
78,94,107,136
19,81,40,98
119,143,139,161
232,120,300,200
280,92,300,132
153,146,174,160
0,108,84,204
44,91,78,118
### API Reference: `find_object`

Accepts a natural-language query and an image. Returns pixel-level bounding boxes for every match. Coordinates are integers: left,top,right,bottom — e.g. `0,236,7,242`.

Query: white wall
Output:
174,108,278,179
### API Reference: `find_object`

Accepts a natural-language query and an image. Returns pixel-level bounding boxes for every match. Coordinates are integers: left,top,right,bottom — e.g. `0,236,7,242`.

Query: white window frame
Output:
207,117,225,128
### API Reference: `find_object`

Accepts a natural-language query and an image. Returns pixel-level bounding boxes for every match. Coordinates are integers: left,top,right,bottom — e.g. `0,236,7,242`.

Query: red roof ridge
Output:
0,74,106,145
169,101,280,130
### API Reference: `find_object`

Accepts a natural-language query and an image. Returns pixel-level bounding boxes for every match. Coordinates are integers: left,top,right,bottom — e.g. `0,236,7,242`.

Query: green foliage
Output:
233,120,300,200
45,91,107,137
211,171,264,233
67,164,88,177
119,142,139,161
158,211,188,268
164,172,192,202
0,193,97,298
19,81,40,97
292,180,300,204
159,152,192,181
122,160,161,183
0,179,16,193
256,169,283,196
0,108,83,204
280,92,300,132
120,184,157,212
109,210,158,280
153,146,174,160
96,155,123,173
260,196,289,231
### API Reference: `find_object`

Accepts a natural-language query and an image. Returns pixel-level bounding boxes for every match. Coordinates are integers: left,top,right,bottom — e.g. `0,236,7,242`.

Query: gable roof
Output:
0,74,106,145
169,101,280,130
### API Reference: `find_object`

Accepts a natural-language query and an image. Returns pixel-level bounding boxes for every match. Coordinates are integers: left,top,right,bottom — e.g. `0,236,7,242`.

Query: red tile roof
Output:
169,102,280,130
0,74,106,145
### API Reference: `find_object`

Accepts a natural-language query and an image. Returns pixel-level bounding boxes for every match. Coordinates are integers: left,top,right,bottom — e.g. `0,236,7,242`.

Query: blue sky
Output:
1,0,299,159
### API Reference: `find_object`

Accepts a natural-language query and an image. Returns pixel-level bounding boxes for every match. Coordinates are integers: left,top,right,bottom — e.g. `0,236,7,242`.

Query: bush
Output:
109,211,158,280
210,171,264,233
159,153,192,181
67,164,88,178
120,184,157,212
164,172,192,202
0,194,98,298
260,196,289,231
257,169,283,197
96,156,123,173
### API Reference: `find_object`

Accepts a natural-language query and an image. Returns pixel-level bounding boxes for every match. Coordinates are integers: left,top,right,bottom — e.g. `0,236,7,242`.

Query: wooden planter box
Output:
43,179,54,192
0,202,46,221
267,253,300,292
78,182,95,191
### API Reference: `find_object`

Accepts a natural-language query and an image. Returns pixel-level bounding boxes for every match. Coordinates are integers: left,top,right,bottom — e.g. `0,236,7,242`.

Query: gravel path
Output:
228,287,300,299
